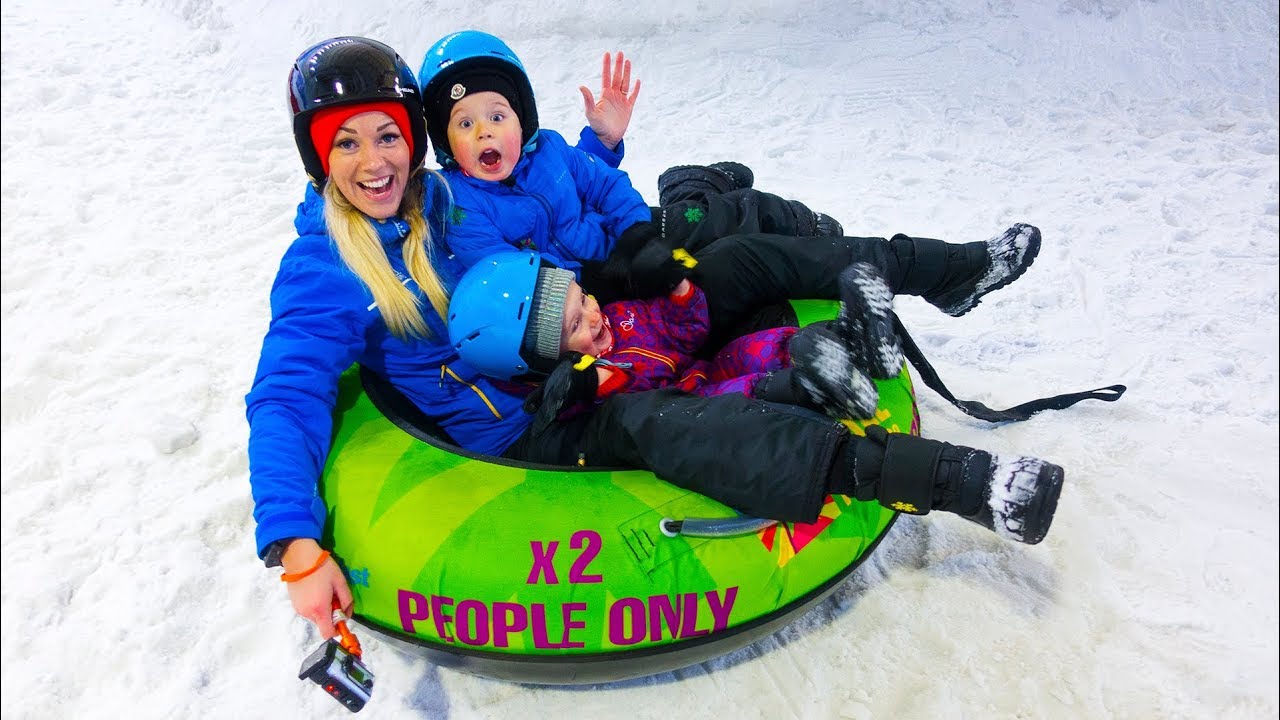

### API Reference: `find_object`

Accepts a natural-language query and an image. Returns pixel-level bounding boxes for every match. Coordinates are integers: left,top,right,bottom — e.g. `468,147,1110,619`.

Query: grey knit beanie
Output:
522,265,575,367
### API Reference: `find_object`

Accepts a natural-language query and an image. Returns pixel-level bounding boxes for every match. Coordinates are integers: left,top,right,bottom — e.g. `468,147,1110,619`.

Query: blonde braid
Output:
399,172,452,327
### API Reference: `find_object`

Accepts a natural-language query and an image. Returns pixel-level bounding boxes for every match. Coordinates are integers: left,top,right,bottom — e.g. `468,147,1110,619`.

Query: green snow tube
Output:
319,300,918,684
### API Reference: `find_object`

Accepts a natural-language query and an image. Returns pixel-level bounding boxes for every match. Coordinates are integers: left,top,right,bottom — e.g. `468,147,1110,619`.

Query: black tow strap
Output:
893,314,1126,423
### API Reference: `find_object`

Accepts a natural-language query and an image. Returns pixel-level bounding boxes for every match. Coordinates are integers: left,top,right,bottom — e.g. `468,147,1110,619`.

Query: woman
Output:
249,36,1066,640
251,36,649,638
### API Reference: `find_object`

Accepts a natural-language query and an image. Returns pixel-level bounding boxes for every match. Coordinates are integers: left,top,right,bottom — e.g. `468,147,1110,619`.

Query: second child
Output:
447,251,907,430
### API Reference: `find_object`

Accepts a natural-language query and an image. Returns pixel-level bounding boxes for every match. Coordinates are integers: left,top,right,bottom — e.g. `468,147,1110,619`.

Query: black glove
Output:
523,352,600,435
581,222,662,304
588,221,695,301
627,239,696,298
596,221,662,281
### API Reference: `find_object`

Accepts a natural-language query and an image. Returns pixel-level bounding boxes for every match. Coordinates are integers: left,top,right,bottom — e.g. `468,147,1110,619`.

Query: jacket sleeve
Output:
245,249,368,558
653,282,710,356
558,134,652,241
575,126,624,169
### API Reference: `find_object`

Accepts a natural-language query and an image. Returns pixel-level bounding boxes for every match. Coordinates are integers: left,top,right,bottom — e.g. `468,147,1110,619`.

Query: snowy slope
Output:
1,0,1276,718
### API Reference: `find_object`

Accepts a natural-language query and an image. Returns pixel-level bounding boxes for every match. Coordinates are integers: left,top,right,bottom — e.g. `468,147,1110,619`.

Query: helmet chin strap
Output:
434,147,457,168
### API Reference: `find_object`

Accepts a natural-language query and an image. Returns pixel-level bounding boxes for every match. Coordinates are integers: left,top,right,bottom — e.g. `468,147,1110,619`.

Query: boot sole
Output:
966,456,1064,544
947,224,1042,317
1020,462,1063,545
791,325,880,419
837,263,903,378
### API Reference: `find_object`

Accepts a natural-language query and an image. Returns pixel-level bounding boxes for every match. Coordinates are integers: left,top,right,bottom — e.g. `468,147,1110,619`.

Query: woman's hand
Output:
281,538,353,639
579,51,641,151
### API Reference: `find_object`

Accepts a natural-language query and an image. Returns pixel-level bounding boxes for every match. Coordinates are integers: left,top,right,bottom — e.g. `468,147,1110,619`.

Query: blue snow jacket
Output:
245,181,531,557
440,128,651,276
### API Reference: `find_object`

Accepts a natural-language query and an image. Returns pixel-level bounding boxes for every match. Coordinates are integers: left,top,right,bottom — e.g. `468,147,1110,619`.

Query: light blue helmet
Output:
418,30,540,166
448,251,573,378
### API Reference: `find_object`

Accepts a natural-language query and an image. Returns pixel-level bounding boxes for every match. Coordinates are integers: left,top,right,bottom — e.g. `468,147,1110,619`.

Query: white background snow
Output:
2,0,1277,717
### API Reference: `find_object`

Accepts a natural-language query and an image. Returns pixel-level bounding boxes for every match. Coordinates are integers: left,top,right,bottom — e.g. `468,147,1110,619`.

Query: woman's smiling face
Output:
326,110,410,219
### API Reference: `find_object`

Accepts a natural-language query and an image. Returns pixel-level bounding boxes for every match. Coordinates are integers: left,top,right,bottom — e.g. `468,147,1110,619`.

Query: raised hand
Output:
579,51,641,151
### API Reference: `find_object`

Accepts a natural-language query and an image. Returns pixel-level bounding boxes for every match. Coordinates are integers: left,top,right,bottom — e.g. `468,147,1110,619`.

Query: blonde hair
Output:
322,170,452,339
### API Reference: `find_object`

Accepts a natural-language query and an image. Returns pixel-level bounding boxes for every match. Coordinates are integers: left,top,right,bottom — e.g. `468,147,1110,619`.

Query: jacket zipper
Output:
510,183,580,263
439,365,503,419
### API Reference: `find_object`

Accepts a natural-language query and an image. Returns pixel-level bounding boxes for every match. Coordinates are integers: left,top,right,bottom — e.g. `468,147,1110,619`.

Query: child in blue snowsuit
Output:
418,30,844,308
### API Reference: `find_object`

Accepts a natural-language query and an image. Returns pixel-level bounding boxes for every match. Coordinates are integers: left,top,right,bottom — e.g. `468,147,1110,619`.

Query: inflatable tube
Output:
319,300,919,684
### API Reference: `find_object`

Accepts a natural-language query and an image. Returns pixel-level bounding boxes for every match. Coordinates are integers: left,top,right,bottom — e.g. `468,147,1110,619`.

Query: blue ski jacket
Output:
247,128,624,559
246,182,530,557
440,128,651,276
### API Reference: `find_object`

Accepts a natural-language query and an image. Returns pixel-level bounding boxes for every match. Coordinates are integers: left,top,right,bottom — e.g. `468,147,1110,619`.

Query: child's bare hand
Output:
579,51,640,151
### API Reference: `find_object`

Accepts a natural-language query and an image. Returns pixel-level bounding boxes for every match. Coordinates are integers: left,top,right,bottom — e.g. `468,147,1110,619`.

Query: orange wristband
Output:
279,550,331,583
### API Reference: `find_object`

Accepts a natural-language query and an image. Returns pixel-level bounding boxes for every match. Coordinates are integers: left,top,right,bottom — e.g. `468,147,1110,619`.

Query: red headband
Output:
308,101,414,178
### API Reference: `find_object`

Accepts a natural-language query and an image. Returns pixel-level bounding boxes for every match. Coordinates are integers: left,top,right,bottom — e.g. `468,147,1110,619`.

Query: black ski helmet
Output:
288,37,429,188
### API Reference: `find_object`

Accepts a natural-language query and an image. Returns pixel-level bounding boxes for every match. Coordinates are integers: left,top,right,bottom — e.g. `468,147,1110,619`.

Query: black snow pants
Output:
692,231,926,352
655,188,826,254
504,387,846,524
503,231,933,522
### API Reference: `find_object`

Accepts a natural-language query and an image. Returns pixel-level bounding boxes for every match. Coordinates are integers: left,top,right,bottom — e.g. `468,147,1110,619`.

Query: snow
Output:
1,0,1276,718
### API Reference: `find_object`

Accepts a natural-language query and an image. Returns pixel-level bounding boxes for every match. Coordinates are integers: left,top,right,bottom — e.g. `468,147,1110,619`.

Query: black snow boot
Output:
787,200,845,238
706,161,753,190
657,162,755,206
838,425,1064,545
919,223,1042,317
833,262,903,379
815,212,844,238
787,323,879,420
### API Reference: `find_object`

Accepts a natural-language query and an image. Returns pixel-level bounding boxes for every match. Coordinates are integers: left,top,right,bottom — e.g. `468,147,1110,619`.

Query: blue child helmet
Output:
448,250,542,379
417,30,540,165
288,36,429,188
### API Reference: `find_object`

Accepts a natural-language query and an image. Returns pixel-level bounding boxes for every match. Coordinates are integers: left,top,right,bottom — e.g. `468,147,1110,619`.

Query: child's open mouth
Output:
478,149,502,171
